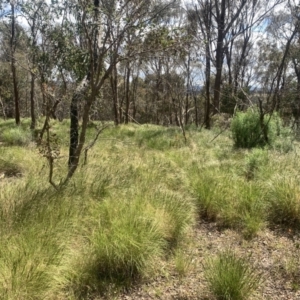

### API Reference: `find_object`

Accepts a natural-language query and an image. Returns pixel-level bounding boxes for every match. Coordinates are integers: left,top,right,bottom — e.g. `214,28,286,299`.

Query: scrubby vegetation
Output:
0,116,300,299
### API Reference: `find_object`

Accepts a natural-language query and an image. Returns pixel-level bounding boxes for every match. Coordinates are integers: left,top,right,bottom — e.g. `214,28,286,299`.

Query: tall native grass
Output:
204,250,262,300
0,121,195,298
0,117,299,299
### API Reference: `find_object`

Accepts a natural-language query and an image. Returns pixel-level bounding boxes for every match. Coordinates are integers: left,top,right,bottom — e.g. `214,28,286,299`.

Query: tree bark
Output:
10,2,20,125
111,63,119,125
68,77,89,168
125,63,131,124
204,41,211,129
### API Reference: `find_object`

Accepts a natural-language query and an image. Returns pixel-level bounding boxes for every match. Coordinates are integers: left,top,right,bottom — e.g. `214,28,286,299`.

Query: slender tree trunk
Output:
204,42,211,129
132,69,140,121
212,0,225,114
125,64,130,124
234,33,250,94
30,72,36,129
29,9,40,129
68,78,89,168
272,26,298,111
185,52,191,125
111,64,119,125
10,2,20,125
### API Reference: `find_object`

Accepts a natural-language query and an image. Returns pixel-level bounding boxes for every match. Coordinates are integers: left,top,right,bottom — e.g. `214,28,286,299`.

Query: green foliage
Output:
231,109,279,148
0,126,32,146
205,250,262,300
0,228,64,300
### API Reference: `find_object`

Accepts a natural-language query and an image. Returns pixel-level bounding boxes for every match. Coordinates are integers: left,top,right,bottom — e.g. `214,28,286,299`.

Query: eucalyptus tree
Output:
19,0,49,129
0,0,30,121
8,0,20,125
186,0,285,122
46,0,179,183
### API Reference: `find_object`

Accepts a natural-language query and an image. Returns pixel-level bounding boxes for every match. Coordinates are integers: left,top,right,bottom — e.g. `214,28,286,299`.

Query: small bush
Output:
231,109,277,148
204,250,262,300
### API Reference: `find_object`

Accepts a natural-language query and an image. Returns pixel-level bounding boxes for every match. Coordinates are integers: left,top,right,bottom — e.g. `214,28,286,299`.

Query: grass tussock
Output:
267,176,300,228
0,126,33,146
204,250,262,300
0,118,299,299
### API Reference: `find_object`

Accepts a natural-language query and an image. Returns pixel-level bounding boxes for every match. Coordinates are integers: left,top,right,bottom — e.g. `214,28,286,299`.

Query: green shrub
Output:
231,109,277,148
204,250,262,300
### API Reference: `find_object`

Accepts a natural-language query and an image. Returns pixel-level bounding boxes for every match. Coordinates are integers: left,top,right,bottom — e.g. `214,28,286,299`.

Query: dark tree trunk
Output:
213,0,226,114
10,2,20,125
111,64,119,125
68,78,88,168
234,33,251,94
30,72,36,129
125,64,130,124
185,53,191,125
204,41,211,129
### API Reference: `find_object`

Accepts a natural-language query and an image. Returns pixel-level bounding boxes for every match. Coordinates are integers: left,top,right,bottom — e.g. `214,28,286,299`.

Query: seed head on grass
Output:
204,250,262,300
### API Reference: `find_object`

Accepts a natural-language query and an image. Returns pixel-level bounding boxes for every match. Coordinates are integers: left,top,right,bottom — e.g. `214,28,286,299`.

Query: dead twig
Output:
83,124,110,165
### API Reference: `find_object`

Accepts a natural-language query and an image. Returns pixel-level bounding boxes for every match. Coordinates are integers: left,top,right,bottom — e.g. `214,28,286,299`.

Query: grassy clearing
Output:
0,118,299,299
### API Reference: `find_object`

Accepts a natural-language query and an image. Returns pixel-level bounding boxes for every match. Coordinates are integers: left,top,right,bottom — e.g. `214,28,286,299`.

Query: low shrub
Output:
231,109,277,148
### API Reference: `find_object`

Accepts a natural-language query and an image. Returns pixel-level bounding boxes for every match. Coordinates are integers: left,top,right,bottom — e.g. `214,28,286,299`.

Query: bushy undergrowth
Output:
204,250,262,300
231,109,279,148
